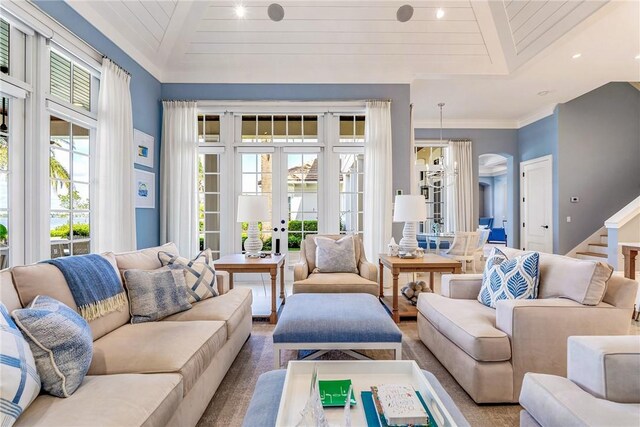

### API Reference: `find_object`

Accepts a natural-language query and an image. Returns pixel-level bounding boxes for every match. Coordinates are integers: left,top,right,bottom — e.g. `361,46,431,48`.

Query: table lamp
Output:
237,195,270,258
393,195,427,256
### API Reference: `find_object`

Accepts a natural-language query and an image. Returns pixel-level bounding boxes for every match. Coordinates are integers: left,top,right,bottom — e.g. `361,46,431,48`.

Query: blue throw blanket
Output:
43,254,126,321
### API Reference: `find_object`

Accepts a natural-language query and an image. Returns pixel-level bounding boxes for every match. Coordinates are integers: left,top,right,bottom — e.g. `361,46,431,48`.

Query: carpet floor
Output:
197,320,522,427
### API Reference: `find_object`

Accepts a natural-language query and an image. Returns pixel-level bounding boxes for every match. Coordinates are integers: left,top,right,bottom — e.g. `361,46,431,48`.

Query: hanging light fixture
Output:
418,103,457,189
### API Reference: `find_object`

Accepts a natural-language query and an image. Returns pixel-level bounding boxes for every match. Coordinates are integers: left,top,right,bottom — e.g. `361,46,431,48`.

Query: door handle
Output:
541,225,549,229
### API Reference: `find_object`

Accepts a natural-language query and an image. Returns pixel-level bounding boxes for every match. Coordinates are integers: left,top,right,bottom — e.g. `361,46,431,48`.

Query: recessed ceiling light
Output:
572,53,582,59
436,8,445,19
234,5,246,18
268,3,284,21
397,5,414,22
537,90,549,96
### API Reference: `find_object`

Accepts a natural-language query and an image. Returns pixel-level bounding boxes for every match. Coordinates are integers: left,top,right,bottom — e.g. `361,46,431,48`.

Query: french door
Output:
237,147,322,270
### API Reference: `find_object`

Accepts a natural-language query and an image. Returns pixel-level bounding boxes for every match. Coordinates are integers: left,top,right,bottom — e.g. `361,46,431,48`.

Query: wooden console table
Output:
378,254,462,323
214,254,286,324
622,244,639,280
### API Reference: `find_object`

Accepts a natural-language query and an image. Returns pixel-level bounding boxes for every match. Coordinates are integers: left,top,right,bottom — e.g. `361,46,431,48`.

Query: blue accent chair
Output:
488,227,507,244
479,217,494,229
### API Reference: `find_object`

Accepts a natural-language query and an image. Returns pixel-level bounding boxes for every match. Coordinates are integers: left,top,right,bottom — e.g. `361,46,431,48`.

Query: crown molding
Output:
414,119,518,130
516,105,557,128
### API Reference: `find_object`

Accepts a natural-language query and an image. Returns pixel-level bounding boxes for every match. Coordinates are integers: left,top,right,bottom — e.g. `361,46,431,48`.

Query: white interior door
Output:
521,155,553,253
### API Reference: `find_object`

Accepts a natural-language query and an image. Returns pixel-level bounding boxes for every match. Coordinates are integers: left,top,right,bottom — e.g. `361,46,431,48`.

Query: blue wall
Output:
518,112,559,252
414,128,520,248
34,1,162,249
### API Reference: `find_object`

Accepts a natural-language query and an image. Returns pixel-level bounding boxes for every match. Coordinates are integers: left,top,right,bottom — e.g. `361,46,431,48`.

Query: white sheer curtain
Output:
363,100,393,262
446,140,474,232
94,58,136,253
160,101,198,257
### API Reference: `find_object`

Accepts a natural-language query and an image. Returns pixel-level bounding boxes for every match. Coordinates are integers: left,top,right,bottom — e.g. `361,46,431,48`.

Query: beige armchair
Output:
520,336,640,426
293,234,379,296
417,247,639,403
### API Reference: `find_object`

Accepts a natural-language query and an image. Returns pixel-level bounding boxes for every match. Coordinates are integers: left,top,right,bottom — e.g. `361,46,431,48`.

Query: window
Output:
49,116,91,258
198,114,220,143
0,19,9,74
241,114,318,143
198,153,221,259
339,153,364,237
339,115,365,143
50,50,92,112
0,98,9,267
416,145,447,232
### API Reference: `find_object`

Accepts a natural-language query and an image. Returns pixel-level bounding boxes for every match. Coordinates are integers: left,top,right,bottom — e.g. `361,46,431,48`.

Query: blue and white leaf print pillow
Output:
478,247,540,309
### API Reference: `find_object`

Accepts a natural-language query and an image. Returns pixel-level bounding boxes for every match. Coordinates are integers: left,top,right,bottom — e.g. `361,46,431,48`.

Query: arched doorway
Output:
478,153,509,246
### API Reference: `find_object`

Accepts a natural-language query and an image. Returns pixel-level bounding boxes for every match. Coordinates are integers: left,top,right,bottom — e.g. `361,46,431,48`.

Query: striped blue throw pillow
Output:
1,302,40,425
478,248,540,308
12,296,93,398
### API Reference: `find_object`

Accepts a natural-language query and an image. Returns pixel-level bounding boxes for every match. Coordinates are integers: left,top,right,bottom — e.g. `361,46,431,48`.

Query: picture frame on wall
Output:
133,129,154,168
135,169,155,209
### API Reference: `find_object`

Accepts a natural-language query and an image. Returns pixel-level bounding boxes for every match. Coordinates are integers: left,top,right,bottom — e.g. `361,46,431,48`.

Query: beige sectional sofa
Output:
0,243,253,427
417,247,638,403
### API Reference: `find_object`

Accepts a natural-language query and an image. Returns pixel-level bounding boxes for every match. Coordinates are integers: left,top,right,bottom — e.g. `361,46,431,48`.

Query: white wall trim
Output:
198,100,366,114
517,105,557,128
414,119,518,129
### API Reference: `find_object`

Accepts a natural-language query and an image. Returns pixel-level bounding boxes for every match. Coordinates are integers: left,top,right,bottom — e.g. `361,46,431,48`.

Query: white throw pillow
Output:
313,235,358,274
1,302,40,425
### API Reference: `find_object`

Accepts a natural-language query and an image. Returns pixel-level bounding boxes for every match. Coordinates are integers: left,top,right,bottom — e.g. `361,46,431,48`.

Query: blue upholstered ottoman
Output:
242,369,470,427
272,293,402,368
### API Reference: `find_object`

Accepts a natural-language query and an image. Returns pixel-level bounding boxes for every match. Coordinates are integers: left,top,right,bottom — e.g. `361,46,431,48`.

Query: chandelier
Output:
416,103,458,189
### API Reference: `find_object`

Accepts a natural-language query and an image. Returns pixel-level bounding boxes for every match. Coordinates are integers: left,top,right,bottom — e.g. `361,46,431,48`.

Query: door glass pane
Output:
288,116,302,142
241,115,257,142
303,115,318,142
240,153,273,252
257,115,272,143
339,153,364,236
286,153,318,252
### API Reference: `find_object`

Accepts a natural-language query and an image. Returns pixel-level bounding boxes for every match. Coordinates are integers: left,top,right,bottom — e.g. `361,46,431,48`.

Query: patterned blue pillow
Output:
478,248,540,308
1,302,40,425
123,267,192,324
12,296,93,398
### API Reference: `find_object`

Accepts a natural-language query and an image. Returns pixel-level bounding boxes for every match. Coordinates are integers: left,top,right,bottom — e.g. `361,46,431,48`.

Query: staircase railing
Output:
605,195,640,270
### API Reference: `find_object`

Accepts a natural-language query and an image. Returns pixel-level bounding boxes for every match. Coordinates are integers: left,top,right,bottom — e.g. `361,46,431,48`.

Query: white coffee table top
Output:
275,360,457,427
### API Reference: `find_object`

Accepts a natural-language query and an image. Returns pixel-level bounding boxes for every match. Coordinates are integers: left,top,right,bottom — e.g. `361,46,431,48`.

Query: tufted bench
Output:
272,293,402,368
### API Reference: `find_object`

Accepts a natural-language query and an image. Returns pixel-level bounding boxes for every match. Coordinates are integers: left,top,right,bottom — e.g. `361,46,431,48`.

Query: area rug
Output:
196,321,521,427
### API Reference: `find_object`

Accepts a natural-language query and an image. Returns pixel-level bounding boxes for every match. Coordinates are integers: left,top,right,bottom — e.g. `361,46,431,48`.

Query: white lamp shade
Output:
393,195,427,222
237,195,270,222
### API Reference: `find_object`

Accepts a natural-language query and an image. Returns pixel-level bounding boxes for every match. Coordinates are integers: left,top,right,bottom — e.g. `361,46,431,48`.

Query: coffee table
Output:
214,254,285,324
274,361,464,427
379,254,462,323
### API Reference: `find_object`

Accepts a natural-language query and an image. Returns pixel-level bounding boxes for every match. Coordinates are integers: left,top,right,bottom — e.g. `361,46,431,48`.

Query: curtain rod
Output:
103,56,130,76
